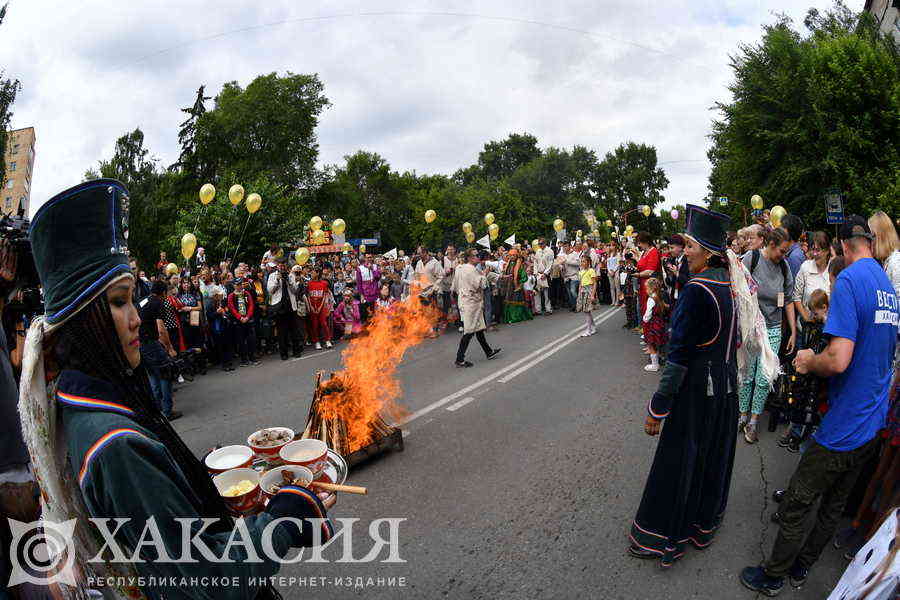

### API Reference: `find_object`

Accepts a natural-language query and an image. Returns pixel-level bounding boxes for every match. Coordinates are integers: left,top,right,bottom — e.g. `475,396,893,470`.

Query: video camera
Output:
774,323,829,428
0,213,42,319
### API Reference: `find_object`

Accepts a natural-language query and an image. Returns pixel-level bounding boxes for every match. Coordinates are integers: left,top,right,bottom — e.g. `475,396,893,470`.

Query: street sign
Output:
718,196,728,205
825,190,844,225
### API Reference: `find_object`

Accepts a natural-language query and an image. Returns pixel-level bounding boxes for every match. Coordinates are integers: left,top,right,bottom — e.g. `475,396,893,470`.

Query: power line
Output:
113,10,708,71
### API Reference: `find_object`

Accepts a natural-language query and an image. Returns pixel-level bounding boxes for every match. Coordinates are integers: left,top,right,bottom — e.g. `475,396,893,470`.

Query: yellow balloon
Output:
310,216,323,231
359,244,366,254
342,242,352,253
180,233,197,260
311,229,326,244
294,247,310,266
165,262,179,276
465,231,475,243
750,194,764,210
643,205,652,217
553,218,564,232
611,231,618,238
532,238,540,247
332,218,346,235
199,183,215,205
770,205,787,227
425,209,437,223
576,230,583,238
625,225,634,234
591,229,600,237
484,213,495,226
228,184,244,206
605,219,613,228
489,229,499,241
462,222,472,234
245,193,261,214
488,223,499,234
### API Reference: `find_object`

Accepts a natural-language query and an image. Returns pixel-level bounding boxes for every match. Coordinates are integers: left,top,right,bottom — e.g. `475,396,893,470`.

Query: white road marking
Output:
445,396,475,412
290,349,336,361
497,308,622,383
401,307,618,426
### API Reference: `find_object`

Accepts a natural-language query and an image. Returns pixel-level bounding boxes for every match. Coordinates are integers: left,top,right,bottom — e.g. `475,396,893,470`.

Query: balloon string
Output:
193,203,208,235
222,205,237,263
230,213,253,265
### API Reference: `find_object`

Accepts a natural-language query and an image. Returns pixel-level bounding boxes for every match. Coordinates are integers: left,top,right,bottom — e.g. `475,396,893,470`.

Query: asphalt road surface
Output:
173,307,848,599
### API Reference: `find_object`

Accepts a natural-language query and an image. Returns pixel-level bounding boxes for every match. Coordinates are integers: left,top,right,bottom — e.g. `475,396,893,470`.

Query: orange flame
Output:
317,289,439,452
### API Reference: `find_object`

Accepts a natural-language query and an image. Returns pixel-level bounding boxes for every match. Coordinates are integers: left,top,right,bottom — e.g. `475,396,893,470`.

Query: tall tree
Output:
0,3,21,189
707,1,899,226
194,72,330,192
593,142,669,224
477,133,542,181
171,85,211,177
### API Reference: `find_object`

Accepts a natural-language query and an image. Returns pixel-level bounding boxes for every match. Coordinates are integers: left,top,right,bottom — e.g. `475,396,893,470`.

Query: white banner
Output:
476,235,491,249
504,234,516,245
383,248,398,260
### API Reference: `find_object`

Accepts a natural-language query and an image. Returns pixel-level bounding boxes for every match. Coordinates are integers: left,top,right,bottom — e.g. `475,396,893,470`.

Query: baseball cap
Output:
838,215,874,241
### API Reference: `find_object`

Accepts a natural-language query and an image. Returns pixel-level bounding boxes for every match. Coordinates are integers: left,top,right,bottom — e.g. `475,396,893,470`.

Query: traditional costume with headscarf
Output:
628,204,740,567
501,250,533,324
18,180,331,600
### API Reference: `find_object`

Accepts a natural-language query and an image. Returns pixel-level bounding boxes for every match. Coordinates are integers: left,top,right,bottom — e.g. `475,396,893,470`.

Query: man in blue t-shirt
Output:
741,216,899,596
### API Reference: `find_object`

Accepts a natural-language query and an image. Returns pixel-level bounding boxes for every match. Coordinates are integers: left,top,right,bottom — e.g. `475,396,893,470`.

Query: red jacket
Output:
227,290,255,321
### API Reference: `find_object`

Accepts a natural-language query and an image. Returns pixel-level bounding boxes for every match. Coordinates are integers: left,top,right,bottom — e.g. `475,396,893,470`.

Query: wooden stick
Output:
310,481,368,495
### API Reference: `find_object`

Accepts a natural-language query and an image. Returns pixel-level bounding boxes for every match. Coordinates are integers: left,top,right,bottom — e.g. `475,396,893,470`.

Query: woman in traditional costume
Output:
18,180,334,600
501,249,533,324
628,204,740,568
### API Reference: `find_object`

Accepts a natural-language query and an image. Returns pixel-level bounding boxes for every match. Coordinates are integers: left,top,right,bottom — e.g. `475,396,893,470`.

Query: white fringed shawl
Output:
18,289,146,599
727,249,780,390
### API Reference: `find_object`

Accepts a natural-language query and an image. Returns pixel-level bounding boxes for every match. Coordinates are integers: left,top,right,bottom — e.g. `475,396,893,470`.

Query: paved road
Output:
173,307,848,599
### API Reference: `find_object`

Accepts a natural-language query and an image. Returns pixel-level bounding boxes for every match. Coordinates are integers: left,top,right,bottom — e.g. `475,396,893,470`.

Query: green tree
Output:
0,3,21,191
593,142,669,225
171,85,211,177
477,133,542,181
194,72,330,192
708,1,899,227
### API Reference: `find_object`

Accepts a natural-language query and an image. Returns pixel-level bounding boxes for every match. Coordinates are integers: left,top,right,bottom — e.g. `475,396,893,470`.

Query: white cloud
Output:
1,0,838,216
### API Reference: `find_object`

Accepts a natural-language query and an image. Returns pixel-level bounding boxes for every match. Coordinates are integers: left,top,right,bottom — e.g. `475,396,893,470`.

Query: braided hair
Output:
53,292,282,600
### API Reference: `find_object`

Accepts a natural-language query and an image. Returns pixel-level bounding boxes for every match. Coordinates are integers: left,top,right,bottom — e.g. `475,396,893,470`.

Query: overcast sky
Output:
3,0,840,217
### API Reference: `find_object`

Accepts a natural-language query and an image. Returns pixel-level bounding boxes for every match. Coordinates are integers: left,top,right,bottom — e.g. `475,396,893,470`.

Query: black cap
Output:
838,215,874,241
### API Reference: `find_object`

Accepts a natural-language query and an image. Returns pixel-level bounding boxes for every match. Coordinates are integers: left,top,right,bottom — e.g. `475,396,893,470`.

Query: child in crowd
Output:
621,256,638,329
524,264,537,313
375,283,397,313
576,255,598,337
642,277,668,372
334,288,362,340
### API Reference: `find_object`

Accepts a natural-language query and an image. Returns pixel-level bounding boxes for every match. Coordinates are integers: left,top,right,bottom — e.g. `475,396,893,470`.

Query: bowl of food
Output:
260,465,314,499
213,467,262,515
204,445,254,474
247,427,295,458
279,439,329,475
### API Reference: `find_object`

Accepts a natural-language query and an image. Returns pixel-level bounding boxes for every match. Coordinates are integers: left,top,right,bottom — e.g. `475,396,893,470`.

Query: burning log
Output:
301,371,403,467
299,291,436,467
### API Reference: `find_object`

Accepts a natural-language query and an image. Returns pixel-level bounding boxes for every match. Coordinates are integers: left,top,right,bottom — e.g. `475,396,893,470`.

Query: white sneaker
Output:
315,342,322,350
580,331,594,337
644,363,659,372
325,341,333,349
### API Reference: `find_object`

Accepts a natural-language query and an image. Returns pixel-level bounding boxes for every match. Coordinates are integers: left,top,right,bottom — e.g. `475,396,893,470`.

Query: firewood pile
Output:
301,371,404,467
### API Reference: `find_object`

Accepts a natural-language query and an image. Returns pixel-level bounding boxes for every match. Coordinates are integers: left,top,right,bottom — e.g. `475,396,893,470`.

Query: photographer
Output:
741,216,899,595
266,258,302,360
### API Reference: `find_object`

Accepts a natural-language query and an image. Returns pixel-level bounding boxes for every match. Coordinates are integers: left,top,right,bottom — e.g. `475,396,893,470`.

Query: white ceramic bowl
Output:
204,445,254,474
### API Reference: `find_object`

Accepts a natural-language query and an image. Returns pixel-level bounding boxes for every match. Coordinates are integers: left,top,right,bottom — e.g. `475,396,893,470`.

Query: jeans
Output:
567,279,579,309
456,330,493,363
764,437,879,577
147,366,173,416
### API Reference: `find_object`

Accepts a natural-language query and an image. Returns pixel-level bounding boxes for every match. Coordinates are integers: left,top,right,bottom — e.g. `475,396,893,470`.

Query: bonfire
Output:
301,289,438,464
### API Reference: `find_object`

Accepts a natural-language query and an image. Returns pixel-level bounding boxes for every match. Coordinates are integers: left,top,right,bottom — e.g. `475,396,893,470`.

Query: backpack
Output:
749,249,788,284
